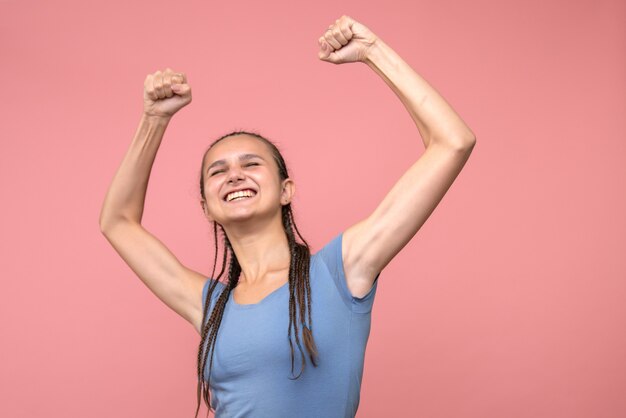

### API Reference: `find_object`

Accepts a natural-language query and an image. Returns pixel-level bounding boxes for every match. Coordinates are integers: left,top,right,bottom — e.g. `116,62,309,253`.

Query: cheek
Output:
204,182,221,203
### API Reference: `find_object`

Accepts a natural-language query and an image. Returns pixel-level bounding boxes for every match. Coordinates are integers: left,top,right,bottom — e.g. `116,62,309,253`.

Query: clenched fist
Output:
143,68,192,118
317,15,379,64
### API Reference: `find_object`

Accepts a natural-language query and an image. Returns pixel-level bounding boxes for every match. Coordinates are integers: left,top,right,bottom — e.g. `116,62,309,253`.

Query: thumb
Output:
171,83,189,95
318,41,331,60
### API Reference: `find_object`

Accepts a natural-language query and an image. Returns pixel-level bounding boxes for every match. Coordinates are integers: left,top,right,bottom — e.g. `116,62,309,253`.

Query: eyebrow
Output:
206,153,265,174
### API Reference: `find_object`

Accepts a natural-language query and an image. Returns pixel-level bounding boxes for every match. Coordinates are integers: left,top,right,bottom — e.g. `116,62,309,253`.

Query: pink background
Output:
1,0,625,417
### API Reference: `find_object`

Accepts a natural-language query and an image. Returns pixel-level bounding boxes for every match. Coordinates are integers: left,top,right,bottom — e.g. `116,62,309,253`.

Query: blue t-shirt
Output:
201,231,380,418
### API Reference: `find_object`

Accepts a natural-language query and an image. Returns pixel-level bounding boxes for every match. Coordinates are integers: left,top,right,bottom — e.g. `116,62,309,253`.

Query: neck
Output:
223,214,291,286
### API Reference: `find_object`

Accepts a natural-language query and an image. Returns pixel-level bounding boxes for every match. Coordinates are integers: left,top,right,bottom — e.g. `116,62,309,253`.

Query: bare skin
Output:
200,134,296,304
99,15,476,336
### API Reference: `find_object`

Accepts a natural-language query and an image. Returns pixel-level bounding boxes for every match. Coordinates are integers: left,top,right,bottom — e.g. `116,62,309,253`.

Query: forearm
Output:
364,39,476,149
99,113,171,230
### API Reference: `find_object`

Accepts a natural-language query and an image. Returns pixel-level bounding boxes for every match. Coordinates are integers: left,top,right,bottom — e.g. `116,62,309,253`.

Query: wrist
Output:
141,112,172,125
363,38,395,69
363,38,383,64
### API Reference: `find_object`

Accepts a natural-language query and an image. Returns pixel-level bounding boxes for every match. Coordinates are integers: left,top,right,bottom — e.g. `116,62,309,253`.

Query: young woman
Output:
100,15,476,418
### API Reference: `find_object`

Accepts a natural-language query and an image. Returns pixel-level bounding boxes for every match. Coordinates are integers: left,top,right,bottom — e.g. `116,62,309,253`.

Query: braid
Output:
289,208,314,342
195,130,319,417
206,243,240,401
194,224,240,418
285,208,305,378
283,205,318,379
194,222,221,418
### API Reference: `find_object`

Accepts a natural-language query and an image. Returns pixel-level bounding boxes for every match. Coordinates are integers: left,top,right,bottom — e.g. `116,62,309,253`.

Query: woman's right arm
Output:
99,68,207,334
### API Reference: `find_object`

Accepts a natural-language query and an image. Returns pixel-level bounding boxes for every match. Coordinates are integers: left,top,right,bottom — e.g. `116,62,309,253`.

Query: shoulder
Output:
342,222,381,298
313,229,380,313
193,277,227,334
202,277,226,307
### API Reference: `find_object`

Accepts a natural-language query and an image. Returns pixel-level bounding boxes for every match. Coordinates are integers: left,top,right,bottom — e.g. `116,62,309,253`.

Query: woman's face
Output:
201,135,294,226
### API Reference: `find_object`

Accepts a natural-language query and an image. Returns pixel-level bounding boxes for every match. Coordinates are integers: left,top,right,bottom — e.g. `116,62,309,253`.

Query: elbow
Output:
443,135,476,153
463,136,477,151
99,214,125,235
455,134,476,152
99,211,112,234
99,219,111,235
100,213,137,235
433,130,476,152
99,214,106,234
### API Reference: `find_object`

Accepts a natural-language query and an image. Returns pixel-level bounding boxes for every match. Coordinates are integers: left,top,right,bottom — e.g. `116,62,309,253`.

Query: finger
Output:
167,68,187,84
167,67,186,86
318,37,331,59
338,23,352,44
173,83,191,96
339,14,356,27
171,81,183,94
155,70,167,99
172,73,185,85
324,29,341,50
144,74,158,101
163,68,174,98
331,26,349,46
319,42,338,63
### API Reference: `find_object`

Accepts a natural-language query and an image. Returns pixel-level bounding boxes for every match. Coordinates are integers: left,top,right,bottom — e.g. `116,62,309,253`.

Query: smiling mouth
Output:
228,195,254,203
224,191,258,203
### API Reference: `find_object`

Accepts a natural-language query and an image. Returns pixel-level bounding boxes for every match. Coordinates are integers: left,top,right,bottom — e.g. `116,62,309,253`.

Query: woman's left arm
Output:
318,16,476,298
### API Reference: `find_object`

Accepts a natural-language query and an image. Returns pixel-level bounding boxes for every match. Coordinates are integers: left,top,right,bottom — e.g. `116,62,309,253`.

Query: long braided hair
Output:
194,131,318,417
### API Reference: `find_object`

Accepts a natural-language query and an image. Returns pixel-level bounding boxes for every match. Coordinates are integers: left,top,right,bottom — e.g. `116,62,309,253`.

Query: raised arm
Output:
318,16,476,298
99,68,206,333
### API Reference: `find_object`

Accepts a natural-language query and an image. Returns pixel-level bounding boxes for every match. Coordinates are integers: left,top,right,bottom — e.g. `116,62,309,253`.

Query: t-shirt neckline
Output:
228,280,289,310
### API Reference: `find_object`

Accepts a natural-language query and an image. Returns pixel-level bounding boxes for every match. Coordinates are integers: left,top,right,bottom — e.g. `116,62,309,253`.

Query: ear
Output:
280,178,295,205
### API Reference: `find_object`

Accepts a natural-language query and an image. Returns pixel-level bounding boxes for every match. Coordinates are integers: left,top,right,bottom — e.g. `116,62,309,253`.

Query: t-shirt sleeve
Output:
315,230,381,314
201,277,224,318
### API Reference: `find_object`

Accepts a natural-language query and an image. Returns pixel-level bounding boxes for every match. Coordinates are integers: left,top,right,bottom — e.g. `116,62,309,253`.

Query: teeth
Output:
226,189,256,202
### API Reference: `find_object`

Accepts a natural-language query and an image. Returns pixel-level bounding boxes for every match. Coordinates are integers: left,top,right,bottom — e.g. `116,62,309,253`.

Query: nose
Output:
226,166,246,184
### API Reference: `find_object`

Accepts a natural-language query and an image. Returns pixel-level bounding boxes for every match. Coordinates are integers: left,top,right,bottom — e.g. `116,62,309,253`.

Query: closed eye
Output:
210,163,259,176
